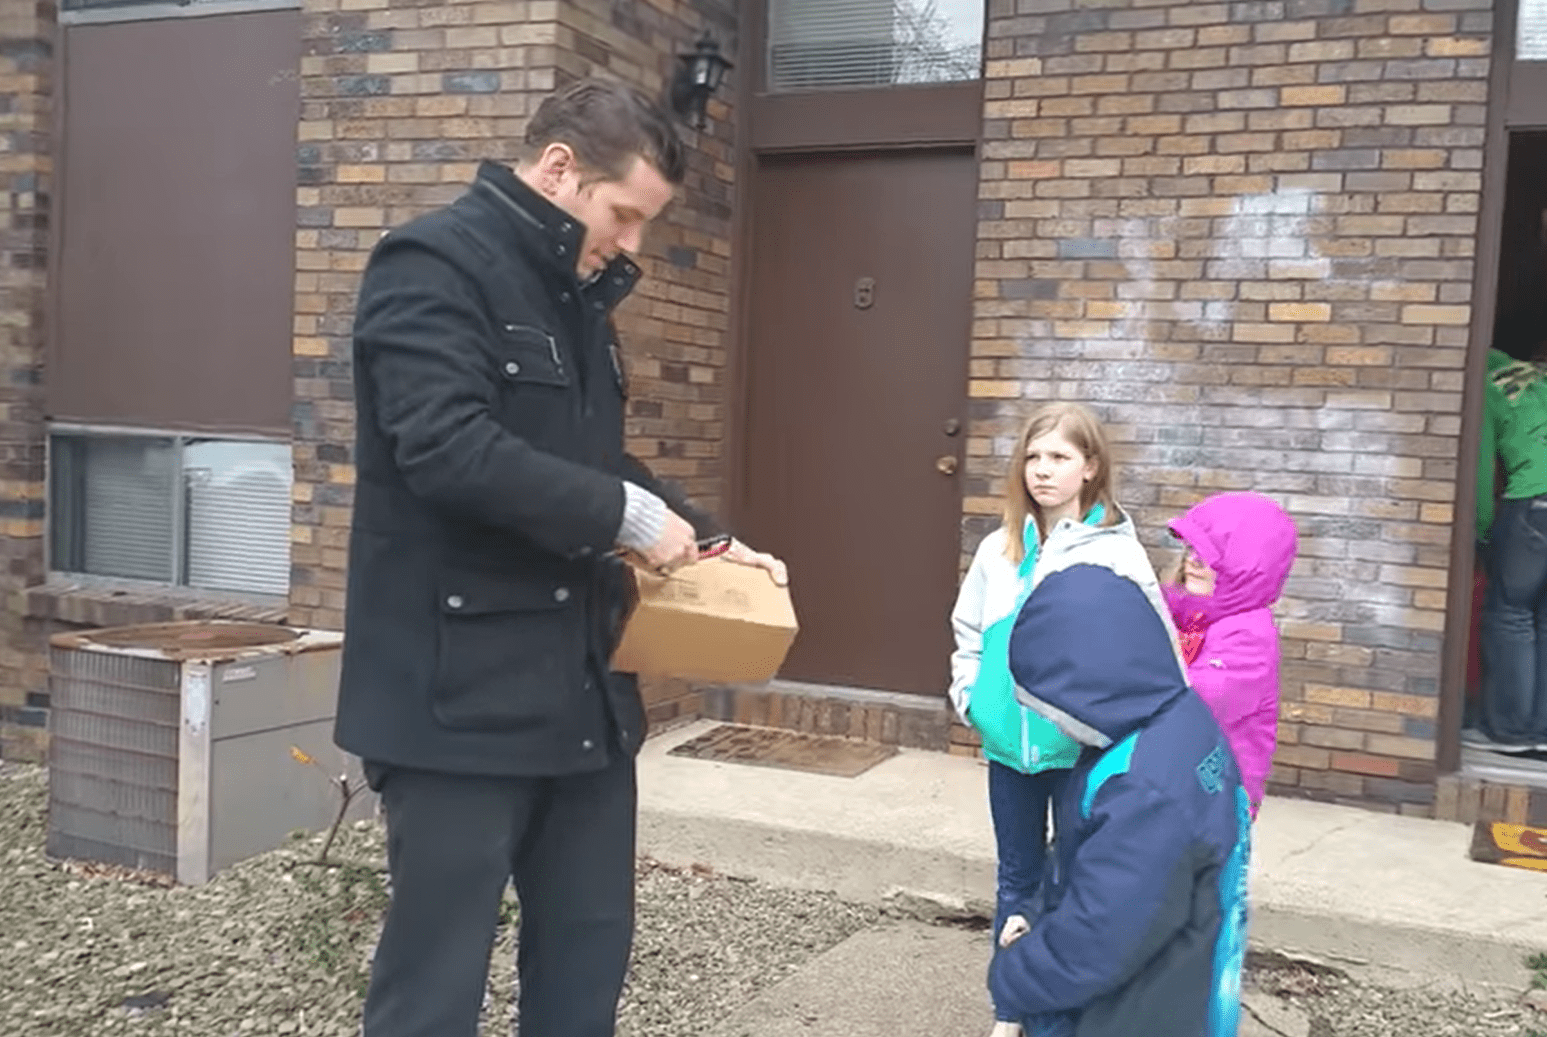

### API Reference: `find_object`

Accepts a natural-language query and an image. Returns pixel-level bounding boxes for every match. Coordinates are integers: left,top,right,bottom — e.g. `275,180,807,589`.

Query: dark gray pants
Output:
361,756,637,1037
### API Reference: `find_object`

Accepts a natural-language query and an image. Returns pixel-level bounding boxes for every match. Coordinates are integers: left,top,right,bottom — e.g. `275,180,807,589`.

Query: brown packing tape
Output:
611,556,798,683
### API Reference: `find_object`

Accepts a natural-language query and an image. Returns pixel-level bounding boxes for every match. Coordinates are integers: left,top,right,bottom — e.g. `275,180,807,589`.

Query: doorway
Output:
1467,128,1547,777
736,148,978,694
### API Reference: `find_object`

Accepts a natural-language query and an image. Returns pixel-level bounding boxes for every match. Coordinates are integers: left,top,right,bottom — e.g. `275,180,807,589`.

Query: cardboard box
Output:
611,557,798,683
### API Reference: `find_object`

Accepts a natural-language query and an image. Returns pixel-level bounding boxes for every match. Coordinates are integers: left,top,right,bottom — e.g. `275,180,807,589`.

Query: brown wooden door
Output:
739,148,977,694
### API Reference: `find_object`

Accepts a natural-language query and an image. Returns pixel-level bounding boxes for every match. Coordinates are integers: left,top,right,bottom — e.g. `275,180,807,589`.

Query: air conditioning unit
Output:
46,620,368,884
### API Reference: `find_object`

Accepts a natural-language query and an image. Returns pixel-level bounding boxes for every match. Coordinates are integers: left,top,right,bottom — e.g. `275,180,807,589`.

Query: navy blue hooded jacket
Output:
991,563,1251,1037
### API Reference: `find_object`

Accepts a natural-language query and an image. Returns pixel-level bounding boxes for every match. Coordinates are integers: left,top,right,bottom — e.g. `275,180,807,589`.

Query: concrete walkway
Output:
700,920,1307,1037
638,719,1547,995
704,922,989,1037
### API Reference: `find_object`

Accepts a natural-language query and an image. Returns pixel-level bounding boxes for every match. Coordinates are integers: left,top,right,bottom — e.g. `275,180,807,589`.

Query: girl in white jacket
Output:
949,402,1173,1037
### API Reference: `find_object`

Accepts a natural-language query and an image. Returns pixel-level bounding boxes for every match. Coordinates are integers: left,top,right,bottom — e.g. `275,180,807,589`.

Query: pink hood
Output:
1168,492,1297,620
1165,493,1298,812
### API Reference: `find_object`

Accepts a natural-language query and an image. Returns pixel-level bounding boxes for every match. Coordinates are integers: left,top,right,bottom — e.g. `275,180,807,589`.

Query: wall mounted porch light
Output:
670,32,733,130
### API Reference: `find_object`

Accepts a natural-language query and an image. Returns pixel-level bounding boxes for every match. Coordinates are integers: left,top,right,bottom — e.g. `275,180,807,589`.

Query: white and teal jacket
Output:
949,505,1177,774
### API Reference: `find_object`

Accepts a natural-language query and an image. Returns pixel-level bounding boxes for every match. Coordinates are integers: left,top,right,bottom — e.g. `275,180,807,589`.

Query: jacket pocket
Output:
492,323,575,447
431,567,585,731
496,323,569,388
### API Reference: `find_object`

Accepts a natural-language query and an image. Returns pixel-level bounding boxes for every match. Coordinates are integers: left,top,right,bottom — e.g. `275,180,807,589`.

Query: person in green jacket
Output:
1472,312,1547,752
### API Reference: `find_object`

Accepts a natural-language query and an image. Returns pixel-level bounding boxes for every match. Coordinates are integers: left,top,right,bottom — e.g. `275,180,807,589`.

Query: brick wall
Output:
555,0,739,522
288,0,559,634
548,0,740,727
0,0,54,761
288,0,739,726
965,0,1493,813
701,682,956,752
1436,773,1547,826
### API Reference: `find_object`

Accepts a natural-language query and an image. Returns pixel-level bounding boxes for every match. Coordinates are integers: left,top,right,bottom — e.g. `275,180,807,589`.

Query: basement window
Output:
48,430,292,598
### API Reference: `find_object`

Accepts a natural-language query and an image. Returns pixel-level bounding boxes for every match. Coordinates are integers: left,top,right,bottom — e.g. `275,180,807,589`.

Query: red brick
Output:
1331,753,1402,778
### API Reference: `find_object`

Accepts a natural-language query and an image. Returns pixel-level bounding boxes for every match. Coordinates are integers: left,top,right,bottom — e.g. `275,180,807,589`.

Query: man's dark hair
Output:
524,78,687,186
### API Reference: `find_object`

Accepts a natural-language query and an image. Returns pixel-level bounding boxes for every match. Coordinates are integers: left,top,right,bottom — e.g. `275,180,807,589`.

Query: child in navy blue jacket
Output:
992,556,1250,1037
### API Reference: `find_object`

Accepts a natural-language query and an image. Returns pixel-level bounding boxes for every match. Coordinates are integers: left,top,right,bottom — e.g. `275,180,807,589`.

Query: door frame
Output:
725,0,987,543
1440,0,1534,775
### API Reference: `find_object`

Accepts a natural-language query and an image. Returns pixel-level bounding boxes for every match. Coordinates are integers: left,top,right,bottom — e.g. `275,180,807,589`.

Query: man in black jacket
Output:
334,79,785,1037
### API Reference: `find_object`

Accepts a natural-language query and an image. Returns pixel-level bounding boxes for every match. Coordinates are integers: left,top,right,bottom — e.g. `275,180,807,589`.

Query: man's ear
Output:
532,142,578,196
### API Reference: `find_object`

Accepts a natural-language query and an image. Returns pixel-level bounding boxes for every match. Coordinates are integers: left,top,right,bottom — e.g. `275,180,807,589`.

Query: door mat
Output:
667,724,898,778
1469,820,1547,873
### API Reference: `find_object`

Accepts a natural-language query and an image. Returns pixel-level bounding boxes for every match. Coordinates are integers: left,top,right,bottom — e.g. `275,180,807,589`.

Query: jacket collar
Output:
470,159,642,313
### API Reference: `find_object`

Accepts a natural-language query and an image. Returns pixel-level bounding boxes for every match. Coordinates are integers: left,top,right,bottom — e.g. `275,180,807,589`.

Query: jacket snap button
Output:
504,361,520,376
503,323,515,332
560,291,571,303
582,738,595,751
446,594,464,609
554,587,570,603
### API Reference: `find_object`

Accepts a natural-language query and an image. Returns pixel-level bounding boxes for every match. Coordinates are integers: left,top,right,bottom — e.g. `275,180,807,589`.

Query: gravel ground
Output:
1247,956,1544,1037
0,762,875,1037
1,759,1541,1037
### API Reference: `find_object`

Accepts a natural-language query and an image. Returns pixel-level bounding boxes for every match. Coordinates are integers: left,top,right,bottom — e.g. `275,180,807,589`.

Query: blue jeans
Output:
1481,496,1547,745
987,761,1069,1022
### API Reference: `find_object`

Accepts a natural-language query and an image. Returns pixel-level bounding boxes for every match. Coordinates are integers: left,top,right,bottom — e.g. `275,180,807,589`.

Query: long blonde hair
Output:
1003,401,1118,564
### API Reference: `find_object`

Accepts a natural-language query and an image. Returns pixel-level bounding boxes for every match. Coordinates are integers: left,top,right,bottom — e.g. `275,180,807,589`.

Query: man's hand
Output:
636,510,698,576
999,913,1030,948
722,539,789,586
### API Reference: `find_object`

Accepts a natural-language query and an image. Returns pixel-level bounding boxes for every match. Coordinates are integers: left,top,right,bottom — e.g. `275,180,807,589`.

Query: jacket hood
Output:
1009,563,1190,748
1167,493,1297,620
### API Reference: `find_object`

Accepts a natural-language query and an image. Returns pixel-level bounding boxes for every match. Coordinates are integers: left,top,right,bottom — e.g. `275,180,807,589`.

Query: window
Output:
768,0,983,92
49,432,292,597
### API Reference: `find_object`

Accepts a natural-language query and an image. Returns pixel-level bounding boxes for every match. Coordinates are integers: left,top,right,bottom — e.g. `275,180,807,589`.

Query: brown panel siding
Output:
50,10,301,434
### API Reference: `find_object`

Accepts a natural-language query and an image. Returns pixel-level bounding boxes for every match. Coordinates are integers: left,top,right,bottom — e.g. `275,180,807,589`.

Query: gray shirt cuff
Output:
617,481,668,553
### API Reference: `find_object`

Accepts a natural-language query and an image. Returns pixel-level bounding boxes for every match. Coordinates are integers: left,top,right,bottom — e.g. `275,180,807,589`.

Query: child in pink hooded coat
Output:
1162,492,1298,816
